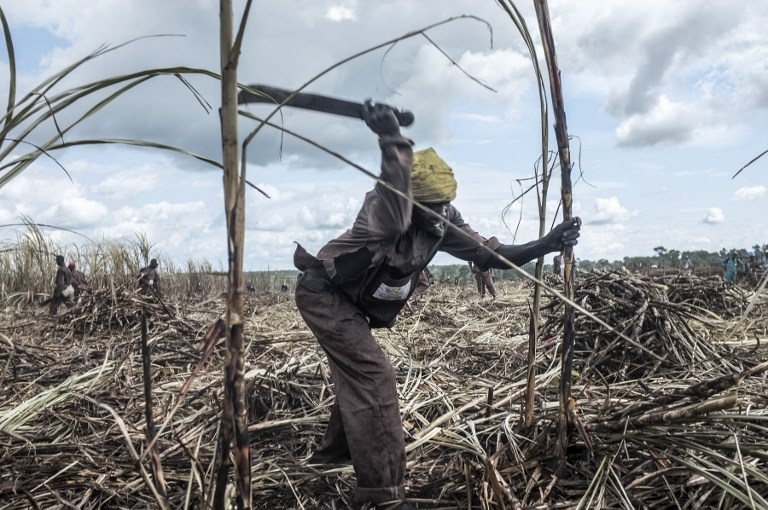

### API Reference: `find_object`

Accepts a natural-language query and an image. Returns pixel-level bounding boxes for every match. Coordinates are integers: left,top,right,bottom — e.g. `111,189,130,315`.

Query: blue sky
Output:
1,1,766,270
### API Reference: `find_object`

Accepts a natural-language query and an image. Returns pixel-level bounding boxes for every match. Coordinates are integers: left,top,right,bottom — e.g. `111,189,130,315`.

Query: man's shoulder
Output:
445,204,465,224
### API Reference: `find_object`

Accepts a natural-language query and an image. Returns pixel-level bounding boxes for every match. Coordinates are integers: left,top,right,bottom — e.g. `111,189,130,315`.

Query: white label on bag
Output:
62,285,75,298
372,280,411,301
148,279,154,286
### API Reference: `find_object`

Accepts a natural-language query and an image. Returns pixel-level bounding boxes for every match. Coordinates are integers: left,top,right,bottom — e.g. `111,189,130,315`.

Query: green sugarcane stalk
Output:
533,0,575,472
525,158,553,428
214,0,252,508
494,0,553,430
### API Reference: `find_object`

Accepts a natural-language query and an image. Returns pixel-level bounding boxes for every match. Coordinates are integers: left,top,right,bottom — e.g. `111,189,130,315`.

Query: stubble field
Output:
1,271,766,509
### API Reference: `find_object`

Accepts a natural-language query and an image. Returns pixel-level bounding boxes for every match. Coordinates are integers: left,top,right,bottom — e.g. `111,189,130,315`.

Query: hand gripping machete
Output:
237,83,415,127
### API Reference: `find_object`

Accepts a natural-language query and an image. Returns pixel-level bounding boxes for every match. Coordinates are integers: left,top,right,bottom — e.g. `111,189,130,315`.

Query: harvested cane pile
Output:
1,275,767,509
540,270,752,381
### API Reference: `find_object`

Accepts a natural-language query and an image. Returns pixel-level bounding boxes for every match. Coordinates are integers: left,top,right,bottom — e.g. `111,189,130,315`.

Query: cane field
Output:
2,2,768,508
1,228,767,510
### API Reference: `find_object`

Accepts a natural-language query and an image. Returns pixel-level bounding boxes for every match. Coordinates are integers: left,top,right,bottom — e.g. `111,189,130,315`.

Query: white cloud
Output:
702,207,725,225
296,197,359,231
580,224,627,259
40,196,109,228
2,0,767,270
588,197,635,225
556,1,765,148
615,95,695,147
455,113,501,123
91,169,157,197
733,185,766,201
326,6,357,22
457,49,531,101
0,170,112,229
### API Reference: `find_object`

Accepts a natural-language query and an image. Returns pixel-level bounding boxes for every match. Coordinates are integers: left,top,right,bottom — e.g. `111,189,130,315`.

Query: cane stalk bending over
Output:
294,103,581,509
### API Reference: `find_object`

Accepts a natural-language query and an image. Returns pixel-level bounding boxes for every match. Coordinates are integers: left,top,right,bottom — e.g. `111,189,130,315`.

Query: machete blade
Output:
238,83,415,127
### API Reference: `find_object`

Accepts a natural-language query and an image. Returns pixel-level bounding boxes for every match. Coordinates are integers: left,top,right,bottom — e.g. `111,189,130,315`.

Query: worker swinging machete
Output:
237,83,415,127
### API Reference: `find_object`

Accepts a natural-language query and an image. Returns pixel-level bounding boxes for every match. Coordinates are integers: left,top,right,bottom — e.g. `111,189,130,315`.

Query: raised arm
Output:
350,103,414,240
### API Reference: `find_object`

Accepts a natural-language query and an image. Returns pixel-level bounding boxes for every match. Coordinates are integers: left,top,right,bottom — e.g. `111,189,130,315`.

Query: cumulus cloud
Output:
296,198,359,231
2,0,766,269
588,197,635,225
558,1,762,148
615,95,695,147
0,171,112,229
580,224,627,259
90,169,157,197
702,207,725,225
40,197,110,229
733,185,766,201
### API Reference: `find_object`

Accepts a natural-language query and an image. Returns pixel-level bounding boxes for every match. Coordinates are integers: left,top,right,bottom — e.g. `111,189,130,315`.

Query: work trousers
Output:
295,271,406,505
475,272,497,298
49,290,72,314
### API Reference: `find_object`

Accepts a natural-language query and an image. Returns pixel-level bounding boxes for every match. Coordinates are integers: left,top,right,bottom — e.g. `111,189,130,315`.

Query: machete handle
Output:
238,83,415,127
362,98,415,128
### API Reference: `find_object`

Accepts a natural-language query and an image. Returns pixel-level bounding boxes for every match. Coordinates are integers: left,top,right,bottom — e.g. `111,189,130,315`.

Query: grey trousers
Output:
295,272,406,504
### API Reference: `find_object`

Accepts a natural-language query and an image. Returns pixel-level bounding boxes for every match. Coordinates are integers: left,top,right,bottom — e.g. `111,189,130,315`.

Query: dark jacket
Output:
294,134,502,327
72,269,88,288
55,264,73,293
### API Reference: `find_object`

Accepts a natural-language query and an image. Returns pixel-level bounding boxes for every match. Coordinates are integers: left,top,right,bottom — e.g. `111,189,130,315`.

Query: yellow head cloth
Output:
411,147,457,203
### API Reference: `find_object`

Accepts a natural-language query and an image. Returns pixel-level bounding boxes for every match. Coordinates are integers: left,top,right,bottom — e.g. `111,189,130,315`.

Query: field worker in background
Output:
292,103,581,510
469,261,497,299
723,251,742,284
138,258,161,295
50,254,74,315
681,254,693,275
747,251,758,273
412,268,434,298
68,261,89,299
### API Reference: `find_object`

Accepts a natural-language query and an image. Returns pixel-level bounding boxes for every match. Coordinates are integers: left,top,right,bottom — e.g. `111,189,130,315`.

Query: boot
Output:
306,448,352,465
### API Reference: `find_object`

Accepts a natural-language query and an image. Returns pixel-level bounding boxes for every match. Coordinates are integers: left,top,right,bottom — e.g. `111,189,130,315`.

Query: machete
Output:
237,83,415,127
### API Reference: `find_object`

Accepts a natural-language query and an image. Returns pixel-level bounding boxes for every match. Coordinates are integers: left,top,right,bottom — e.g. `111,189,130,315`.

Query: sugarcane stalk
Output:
525,156,555,427
494,0,553,430
213,0,252,508
533,0,575,472
586,394,738,432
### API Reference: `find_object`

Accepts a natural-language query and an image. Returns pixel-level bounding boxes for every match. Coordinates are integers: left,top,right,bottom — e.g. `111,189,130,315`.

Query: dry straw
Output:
1,271,766,508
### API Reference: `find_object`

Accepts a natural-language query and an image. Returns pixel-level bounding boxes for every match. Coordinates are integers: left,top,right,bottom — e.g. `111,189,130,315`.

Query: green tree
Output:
667,249,681,268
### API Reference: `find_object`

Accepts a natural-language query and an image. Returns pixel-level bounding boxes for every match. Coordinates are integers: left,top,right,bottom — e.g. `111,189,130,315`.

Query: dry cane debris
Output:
0,272,766,509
